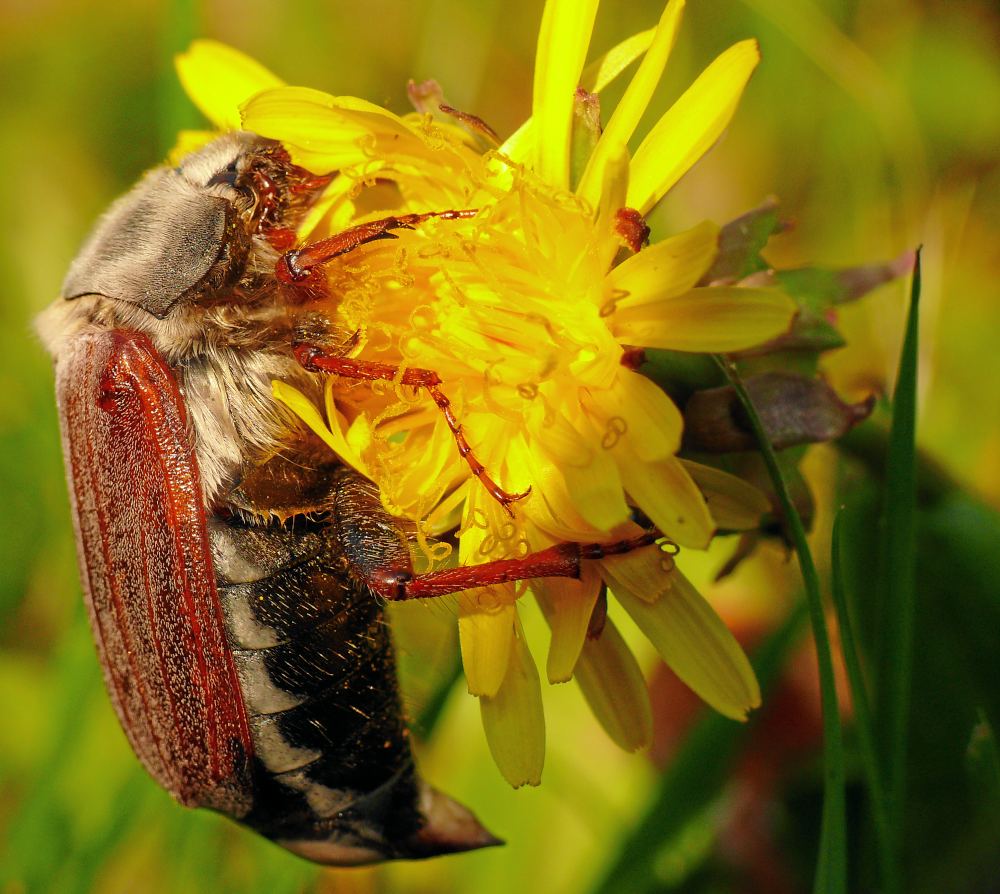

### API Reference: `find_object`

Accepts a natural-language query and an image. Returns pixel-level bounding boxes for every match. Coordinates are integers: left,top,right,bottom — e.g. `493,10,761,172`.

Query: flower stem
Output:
714,354,846,894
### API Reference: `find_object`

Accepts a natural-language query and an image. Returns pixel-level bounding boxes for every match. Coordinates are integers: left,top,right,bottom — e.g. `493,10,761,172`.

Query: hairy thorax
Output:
37,288,323,504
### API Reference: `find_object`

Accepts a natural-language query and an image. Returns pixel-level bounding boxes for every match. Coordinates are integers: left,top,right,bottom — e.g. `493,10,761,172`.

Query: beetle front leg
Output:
367,532,660,602
275,209,478,301
295,343,530,516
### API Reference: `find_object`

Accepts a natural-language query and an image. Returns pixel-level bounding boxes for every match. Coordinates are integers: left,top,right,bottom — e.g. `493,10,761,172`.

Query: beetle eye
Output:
208,165,258,211
207,164,239,189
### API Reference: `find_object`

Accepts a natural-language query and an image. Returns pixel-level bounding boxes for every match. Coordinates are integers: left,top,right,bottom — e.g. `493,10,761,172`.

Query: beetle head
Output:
62,132,315,319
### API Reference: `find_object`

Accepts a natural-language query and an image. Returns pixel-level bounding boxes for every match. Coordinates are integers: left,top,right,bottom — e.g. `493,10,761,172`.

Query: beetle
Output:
37,131,655,864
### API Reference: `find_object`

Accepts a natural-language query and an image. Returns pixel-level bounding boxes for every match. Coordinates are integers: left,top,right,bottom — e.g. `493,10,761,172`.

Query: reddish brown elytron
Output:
56,330,252,813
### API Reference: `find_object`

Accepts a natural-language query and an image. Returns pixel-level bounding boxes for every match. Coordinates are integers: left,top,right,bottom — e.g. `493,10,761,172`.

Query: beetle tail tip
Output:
407,784,504,857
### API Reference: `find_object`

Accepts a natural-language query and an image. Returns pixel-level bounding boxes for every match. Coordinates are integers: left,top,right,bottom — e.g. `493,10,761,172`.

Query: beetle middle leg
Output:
295,343,530,516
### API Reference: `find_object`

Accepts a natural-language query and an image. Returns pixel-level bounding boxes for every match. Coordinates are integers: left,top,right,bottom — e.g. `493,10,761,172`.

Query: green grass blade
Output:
715,355,846,894
831,510,891,883
879,249,921,893
589,602,806,894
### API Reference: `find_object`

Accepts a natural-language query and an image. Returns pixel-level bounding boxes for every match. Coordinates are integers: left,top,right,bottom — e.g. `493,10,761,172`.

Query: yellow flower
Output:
177,0,793,787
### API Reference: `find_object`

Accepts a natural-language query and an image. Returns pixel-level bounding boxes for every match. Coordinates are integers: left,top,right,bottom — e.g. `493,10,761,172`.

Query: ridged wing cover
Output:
56,329,253,814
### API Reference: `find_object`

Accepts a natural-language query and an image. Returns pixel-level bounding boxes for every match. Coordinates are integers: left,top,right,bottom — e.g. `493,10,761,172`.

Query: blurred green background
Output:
1,1,999,892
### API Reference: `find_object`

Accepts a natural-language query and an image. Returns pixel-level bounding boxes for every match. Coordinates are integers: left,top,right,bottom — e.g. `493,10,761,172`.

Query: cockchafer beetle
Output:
37,132,655,864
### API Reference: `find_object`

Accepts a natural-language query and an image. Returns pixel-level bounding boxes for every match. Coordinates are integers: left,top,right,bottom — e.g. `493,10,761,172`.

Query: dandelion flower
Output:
176,0,795,787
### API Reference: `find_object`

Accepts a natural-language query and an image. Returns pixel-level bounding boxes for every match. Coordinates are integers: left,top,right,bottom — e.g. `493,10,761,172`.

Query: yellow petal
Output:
628,39,760,214
503,26,656,162
504,437,600,541
458,591,515,698
241,86,422,172
581,28,657,93
619,454,715,549
295,172,358,240
605,220,720,309
324,380,374,471
575,619,653,751
523,413,631,536
599,541,673,605
175,39,283,131
532,0,600,187
533,565,602,684
271,380,369,476
422,480,470,540
583,369,683,462
680,459,770,530
480,611,545,787
611,286,796,352
594,144,631,270
577,0,685,206
611,569,760,720
383,415,467,518
558,459,633,535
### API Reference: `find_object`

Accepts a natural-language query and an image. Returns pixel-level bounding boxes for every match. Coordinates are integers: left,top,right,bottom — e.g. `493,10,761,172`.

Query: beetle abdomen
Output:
211,518,417,843
210,515,496,863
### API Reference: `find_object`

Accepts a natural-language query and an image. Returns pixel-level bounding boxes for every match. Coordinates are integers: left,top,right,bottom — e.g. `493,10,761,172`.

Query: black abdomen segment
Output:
208,515,423,861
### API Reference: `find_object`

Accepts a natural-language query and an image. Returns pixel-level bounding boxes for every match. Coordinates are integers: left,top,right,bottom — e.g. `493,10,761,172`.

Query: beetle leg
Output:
294,343,530,516
275,208,478,298
367,531,660,602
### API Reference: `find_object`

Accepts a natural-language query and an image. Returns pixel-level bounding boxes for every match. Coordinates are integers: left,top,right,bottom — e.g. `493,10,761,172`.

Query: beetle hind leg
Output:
369,532,661,602
328,469,661,603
